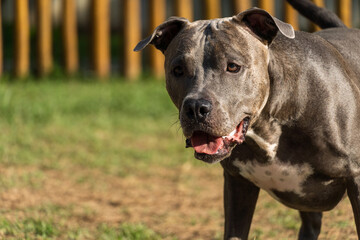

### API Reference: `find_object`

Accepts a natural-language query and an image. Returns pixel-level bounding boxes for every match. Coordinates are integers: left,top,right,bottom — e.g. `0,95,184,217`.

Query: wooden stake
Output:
204,0,221,19
175,0,193,21
91,0,110,79
337,0,352,28
36,0,53,76
0,0,3,77
259,0,275,16
232,0,251,14
123,0,141,80
62,0,78,75
149,0,166,78
285,2,299,30
14,0,30,78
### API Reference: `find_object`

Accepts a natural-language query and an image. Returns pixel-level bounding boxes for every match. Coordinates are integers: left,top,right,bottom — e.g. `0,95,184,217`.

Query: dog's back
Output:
316,28,360,82
287,0,360,85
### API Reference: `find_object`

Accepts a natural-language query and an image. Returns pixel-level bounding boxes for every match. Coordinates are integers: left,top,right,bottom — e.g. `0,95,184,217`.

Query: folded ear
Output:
234,8,295,44
134,17,189,53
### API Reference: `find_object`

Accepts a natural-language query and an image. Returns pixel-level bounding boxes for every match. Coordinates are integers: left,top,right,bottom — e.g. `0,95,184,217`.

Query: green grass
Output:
0,218,57,239
97,223,161,240
0,79,194,174
0,217,161,240
0,79,191,239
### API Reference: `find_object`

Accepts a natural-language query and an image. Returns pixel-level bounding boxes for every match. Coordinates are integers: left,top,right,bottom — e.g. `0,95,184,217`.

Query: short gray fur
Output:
134,1,360,239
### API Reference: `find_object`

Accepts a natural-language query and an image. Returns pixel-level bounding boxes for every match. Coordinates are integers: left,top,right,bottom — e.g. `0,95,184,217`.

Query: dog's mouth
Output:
186,117,250,163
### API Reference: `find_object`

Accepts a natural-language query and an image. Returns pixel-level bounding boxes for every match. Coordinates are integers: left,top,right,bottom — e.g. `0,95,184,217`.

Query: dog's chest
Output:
233,159,313,197
233,127,314,197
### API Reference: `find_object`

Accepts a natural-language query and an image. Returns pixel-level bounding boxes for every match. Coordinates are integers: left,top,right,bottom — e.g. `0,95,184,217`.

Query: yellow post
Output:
337,0,352,28
14,0,30,78
312,0,324,31
259,0,274,16
91,0,110,79
204,0,221,19
0,0,3,77
36,0,53,76
62,0,78,75
149,0,166,78
284,2,299,30
175,0,193,21
123,0,141,80
232,0,251,14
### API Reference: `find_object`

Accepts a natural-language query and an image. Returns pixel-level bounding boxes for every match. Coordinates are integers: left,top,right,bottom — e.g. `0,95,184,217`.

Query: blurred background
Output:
0,0,359,79
0,1,359,239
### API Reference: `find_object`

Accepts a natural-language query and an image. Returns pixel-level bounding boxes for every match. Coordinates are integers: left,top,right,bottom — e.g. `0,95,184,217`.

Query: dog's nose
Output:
183,98,212,122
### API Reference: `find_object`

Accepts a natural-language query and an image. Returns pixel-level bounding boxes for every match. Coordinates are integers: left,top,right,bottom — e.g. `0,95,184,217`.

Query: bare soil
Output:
0,164,357,240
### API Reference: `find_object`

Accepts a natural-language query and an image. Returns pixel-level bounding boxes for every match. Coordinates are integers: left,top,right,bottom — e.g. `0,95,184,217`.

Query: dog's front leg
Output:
346,176,360,239
298,211,322,240
223,170,260,240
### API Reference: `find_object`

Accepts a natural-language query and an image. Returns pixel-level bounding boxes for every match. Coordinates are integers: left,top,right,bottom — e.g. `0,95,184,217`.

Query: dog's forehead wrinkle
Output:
186,19,252,57
167,20,266,86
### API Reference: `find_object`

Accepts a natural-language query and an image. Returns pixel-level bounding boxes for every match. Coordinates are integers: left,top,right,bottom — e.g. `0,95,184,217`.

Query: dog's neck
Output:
263,34,308,125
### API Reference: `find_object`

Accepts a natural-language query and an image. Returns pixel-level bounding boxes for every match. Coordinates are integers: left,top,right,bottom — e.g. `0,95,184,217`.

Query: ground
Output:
0,80,357,239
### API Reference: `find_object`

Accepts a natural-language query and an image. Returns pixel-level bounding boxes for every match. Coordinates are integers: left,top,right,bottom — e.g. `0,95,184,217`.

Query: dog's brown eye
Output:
226,63,241,73
173,66,184,77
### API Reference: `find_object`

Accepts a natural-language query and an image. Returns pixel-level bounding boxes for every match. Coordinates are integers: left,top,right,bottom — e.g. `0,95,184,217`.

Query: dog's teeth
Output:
229,129,237,136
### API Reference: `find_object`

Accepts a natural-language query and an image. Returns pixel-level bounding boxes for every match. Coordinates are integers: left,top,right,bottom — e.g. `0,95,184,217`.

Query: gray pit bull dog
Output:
134,0,360,239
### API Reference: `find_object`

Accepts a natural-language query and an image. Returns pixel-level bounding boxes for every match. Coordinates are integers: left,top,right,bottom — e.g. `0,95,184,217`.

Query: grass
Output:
0,78,357,239
97,223,162,240
0,217,161,240
0,79,193,172
0,79,188,239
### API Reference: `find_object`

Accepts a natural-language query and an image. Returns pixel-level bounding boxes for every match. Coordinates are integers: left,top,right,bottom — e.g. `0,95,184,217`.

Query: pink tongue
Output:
191,132,224,155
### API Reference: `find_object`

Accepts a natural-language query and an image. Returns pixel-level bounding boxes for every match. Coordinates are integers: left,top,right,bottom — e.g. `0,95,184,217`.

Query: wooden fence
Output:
2,0,357,80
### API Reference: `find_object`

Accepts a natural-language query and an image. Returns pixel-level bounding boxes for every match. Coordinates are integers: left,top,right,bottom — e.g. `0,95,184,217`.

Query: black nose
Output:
183,98,212,122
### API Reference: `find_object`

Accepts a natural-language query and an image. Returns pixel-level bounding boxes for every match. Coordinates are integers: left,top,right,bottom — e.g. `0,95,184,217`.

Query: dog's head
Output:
135,8,294,164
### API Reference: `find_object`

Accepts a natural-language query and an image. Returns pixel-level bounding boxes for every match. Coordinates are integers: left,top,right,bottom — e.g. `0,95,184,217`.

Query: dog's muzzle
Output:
185,117,250,163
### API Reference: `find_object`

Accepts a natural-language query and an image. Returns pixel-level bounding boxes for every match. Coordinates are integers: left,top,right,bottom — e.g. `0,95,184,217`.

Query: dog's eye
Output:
173,66,184,77
226,63,241,73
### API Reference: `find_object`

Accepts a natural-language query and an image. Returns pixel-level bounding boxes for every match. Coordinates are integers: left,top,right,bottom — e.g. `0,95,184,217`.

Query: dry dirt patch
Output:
0,164,357,239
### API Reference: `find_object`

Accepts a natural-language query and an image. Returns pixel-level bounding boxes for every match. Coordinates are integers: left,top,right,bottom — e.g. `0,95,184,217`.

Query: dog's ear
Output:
134,17,189,53
234,8,295,44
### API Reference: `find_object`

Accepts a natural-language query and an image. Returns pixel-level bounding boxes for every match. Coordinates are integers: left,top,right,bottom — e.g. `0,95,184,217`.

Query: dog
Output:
134,0,360,239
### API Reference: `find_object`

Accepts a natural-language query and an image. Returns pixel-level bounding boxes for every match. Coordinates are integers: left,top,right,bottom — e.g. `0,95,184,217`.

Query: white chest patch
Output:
246,129,278,158
233,159,313,197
